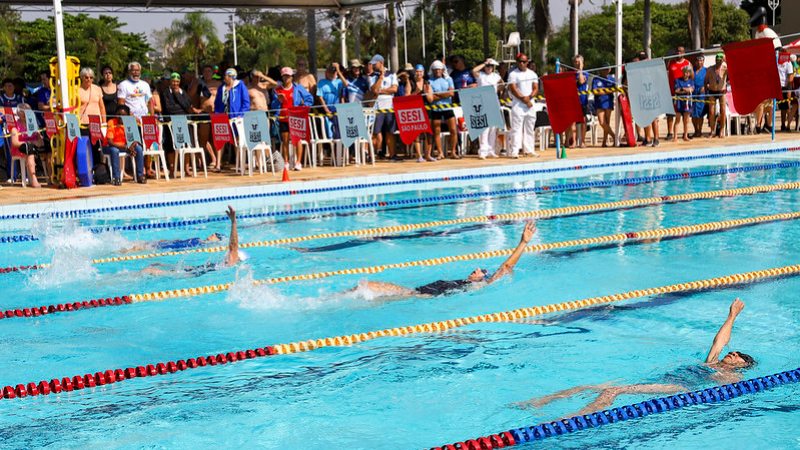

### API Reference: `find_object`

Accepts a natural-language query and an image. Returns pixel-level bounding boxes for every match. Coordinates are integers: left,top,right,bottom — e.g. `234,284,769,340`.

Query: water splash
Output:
32,218,133,255
225,266,347,311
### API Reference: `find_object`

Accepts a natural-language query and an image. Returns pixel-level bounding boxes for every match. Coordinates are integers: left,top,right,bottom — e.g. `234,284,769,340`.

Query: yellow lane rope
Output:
266,263,800,355
129,210,800,303
72,181,800,268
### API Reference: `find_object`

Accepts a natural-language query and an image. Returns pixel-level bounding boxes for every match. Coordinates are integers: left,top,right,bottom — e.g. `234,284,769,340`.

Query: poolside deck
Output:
2,130,799,207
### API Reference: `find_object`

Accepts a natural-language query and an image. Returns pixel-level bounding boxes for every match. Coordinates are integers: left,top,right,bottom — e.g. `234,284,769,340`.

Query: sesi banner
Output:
335,102,369,149
243,111,270,150
210,113,233,150
121,115,141,146
288,106,311,146
44,112,57,137
626,58,674,126
23,110,38,137
392,95,431,145
88,115,103,145
724,38,782,115
541,72,585,135
460,85,505,140
3,107,16,130
141,116,160,149
64,113,82,141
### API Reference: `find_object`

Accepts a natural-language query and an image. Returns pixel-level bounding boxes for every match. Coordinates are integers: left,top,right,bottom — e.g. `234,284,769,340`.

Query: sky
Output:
21,0,689,46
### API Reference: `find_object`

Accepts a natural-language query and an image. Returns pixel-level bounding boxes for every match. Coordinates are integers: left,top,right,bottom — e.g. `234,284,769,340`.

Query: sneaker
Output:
392,155,404,162
641,140,651,147
294,162,302,171
665,133,673,141
499,149,507,155
136,176,147,184
478,154,487,160
488,152,499,158
111,178,121,186
651,139,660,147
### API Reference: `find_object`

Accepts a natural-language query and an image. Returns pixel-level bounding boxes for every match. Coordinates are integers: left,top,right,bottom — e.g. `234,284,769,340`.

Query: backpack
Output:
93,163,111,185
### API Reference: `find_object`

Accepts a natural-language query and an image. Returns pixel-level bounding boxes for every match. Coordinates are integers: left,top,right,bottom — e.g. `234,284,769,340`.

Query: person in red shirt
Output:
271,67,313,170
667,47,693,141
103,104,145,185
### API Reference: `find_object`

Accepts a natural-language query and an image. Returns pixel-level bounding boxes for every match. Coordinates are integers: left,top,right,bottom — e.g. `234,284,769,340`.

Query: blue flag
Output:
121,116,141,146
335,102,369,149
626,58,674,126
460,85,505,140
243,111,270,151
23,110,39,137
170,115,190,149
64,114,81,141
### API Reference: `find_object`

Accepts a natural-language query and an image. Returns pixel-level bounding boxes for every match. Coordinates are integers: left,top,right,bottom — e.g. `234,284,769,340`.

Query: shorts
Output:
430,109,455,122
708,90,725,106
779,93,790,111
17,142,46,155
373,112,397,135
279,121,289,134
581,103,595,117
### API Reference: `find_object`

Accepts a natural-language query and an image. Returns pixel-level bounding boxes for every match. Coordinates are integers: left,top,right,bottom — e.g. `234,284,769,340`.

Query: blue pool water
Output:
1,154,799,449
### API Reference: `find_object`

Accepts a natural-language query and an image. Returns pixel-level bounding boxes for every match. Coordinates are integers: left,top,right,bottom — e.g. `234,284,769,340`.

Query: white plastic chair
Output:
169,121,207,179
231,117,274,176
725,91,752,136
310,115,343,167
141,122,170,181
355,109,376,166
11,153,28,187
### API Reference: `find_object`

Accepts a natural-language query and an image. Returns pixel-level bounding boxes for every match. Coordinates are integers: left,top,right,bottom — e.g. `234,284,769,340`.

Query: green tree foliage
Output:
0,7,23,79
547,0,749,72
166,12,221,76
11,13,150,82
225,25,300,71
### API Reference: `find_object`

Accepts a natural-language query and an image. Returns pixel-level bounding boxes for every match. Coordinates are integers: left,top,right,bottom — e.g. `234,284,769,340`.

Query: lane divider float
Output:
2,161,800,245
421,368,800,450
2,264,799,401
0,146,795,223
3,211,800,321
4,180,796,272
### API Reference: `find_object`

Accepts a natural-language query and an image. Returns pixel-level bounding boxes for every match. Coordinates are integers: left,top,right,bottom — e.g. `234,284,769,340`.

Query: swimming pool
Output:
1,149,799,449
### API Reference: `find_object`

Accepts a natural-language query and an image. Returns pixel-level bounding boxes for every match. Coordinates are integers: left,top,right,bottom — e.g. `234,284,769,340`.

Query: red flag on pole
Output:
141,115,160,149
723,38,782,115
210,113,233,150
88,115,103,145
44,112,57,137
288,106,311,146
3,107,16,130
541,71,585,135
392,95,432,145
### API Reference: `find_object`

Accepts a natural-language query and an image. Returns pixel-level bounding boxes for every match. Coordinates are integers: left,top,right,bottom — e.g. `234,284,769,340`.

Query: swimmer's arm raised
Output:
487,221,536,284
705,298,744,364
224,206,240,266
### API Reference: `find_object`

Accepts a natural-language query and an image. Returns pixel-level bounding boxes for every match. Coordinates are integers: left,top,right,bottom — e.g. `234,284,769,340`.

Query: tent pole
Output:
421,5,426,63
402,2,408,65
53,0,69,110
614,0,622,146
231,11,238,66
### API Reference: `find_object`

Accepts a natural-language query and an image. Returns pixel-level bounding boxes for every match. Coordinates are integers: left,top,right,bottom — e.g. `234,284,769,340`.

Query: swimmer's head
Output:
468,267,490,282
207,232,225,242
721,351,756,369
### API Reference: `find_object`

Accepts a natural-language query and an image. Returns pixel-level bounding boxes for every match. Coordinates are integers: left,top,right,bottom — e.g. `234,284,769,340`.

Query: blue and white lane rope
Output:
0,146,797,222
2,161,800,244
423,368,800,450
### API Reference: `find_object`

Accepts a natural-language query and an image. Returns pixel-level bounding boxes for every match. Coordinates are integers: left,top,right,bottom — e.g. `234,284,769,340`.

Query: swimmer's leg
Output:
141,266,173,276
574,383,685,416
346,281,418,297
512,382,614,409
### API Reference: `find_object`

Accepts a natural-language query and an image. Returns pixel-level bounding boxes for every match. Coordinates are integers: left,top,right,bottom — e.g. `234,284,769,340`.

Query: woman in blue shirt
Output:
592,67,617,147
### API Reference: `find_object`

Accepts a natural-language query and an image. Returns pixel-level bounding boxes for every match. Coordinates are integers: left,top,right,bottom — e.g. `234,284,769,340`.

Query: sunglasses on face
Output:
517,60,528,64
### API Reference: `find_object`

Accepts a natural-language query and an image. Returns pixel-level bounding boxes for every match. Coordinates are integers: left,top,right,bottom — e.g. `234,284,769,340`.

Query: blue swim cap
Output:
415,64,425,71
213,232,225,240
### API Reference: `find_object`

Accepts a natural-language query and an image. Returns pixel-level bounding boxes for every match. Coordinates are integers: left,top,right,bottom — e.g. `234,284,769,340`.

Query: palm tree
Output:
387,3,399,71
481,0,490,58
688,0,713,50
569,0,581,57
533,0,551,72
644,0,651,57
167,12,218,77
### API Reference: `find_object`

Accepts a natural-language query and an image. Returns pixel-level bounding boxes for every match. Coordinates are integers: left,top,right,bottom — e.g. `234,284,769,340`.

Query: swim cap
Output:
415,64,425,71
225,68,237,79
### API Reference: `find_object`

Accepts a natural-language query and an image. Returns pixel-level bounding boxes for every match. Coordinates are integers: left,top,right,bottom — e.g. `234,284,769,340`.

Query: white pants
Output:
478,127,498,157
509,104,537,156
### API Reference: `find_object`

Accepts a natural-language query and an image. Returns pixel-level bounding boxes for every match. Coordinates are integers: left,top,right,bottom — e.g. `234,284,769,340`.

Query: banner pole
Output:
772,51,777,142
555,58,562,159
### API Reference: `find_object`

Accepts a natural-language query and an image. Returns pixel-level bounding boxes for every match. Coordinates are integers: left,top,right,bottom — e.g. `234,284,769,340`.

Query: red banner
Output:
723,38,783,115
288,106,311,146
778,52,791,65
88,115,103,145
141,115,160,150
210,113,233,150
392,95,432,145
541,71,584,135
44,112,57,136
3,107,16,130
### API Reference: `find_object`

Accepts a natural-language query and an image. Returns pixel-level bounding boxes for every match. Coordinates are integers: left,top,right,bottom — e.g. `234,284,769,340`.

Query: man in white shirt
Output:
368,55,401,161
507,52,540,158
777,49,795,132
117,61,154,120
472,58,503,159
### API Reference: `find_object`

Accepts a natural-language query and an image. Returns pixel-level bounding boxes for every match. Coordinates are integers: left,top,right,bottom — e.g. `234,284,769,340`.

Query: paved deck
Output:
3,130,799,207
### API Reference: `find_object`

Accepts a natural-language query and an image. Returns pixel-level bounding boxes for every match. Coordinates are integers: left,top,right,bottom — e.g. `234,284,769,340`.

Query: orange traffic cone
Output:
282,163,291,182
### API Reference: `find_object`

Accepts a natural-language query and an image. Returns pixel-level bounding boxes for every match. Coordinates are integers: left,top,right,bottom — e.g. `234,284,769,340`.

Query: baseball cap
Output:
349,59,363,68
280,67,294,77
431,60,446,71
370,54,385,65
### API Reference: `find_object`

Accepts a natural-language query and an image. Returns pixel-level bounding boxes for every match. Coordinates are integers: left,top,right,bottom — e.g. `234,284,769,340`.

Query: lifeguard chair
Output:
495,32,532,63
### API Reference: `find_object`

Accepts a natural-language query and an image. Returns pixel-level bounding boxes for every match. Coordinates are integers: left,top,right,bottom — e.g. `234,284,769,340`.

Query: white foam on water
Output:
225,266,350,312
32,218,134,255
